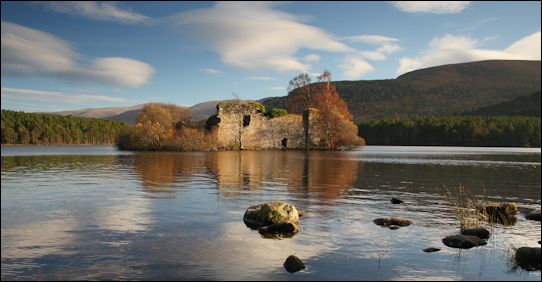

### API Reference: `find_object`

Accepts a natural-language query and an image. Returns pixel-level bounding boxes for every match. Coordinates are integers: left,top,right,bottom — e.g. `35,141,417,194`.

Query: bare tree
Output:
287,73,312,114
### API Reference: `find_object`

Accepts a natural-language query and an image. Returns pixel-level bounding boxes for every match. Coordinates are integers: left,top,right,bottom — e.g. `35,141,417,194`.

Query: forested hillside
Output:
358,116,541,147
1,110,130,145
261,60,541,122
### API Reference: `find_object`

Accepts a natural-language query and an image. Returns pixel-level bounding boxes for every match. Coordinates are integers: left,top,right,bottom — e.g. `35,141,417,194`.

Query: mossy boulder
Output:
243,201,299,230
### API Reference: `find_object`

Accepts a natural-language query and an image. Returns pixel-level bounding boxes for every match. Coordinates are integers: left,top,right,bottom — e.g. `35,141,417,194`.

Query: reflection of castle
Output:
133,151,360,199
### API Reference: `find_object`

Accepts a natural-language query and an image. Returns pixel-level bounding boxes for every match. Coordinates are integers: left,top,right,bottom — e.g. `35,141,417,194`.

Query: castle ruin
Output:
206,102,324,150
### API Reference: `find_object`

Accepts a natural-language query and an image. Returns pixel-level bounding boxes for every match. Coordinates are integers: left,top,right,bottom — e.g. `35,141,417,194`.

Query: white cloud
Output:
391,1,471,14
1,87,134,104
376,43,402,54
341,35,398,45
304,53,321,63
340,56,375,80
246,76,276,81
201,68,222,75
360,51,387,61
171,2,352,73
397,31,541,75
267,86,286,91
40,1,152,24
1,21,154,87
341,34,401,62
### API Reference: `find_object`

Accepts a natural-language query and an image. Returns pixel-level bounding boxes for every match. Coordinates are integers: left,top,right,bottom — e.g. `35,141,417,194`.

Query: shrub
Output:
268,108,288,118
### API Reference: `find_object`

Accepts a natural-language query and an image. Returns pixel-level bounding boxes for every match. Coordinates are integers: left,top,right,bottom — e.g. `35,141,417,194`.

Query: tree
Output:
287,73,312,114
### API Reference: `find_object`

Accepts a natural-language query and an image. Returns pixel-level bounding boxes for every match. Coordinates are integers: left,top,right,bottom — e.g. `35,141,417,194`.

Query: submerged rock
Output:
373,217,412,228
461,228,490,239
525,210,541,221
423,247,441,253
283,255,305,273
391,198,403,204
258,221,299,238
477,202,518,225
515,247,541,271
442,234,487,249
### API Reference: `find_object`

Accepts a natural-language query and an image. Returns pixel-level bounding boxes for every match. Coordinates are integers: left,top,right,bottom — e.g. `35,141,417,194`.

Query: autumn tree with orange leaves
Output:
287,71,364,149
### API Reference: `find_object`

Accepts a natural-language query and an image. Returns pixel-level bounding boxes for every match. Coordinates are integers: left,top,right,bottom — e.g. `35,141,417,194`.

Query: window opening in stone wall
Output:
243,115,251,127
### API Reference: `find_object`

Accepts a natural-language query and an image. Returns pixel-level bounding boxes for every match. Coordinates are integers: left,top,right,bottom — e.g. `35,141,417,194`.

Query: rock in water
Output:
391,198,403,204
283,255,305,273
243,201,299,235
515,247,541,271
373,217,413,228
423,247,441,253
461,228,490,239
442,234,487,249
525,210,541,221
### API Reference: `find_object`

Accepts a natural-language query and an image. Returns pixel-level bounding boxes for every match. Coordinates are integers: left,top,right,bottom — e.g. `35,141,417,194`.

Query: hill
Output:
466,91,540,117
262,60,541,121
48,60,540,124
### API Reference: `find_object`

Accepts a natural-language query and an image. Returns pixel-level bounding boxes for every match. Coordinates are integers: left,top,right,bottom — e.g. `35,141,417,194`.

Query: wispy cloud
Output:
1,87,135,103
170,2,352,73
340,56,375,80
303,54,321,63
39,1,152,24
201,68,222,75
1,21,154,87
341,34,401,62
458,17,498,32
391,1,471,14
267,86,286,91
340,35,398,45
246,76,276,81
397,31,541,74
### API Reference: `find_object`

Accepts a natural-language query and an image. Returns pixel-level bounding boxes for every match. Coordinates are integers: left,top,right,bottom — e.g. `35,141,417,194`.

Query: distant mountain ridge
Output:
263,60,540,121
51,60,540,124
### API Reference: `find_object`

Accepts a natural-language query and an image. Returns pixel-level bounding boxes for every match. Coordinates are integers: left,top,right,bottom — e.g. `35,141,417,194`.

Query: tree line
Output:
358,116,541,147
1,110,131,145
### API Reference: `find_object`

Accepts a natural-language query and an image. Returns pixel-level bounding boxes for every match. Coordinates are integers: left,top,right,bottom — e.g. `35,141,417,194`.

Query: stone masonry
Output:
209,102,318,150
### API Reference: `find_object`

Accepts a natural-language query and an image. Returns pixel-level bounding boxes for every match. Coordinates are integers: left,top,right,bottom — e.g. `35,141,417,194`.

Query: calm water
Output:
1,146,540,281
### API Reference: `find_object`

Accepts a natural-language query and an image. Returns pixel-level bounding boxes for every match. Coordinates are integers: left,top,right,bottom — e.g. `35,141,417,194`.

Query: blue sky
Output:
1,1,540,112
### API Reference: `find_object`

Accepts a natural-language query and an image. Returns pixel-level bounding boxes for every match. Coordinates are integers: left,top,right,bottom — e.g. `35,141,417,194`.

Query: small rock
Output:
283,255,305,273
461,228,490,239
391,198,403,204
442,234,487,249
515,247,541,271
525,210,541,221
373,217,413,227
389,225,400,230
423,247,441,253
298,210,305,217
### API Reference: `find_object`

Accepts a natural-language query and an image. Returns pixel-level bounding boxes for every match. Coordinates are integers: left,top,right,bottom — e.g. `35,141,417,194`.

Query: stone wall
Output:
213,103,306,150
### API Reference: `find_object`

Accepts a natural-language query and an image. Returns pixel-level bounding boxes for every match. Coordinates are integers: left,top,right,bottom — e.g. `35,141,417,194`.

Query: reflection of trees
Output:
205,151,360,199
133,152,206,193
1,155,117,173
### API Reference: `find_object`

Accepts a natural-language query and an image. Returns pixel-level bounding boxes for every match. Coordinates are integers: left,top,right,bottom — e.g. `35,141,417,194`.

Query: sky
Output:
1,1,540,112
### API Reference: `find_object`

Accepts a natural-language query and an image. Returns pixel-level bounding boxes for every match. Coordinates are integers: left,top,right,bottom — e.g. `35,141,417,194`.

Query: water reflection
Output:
2,147,541,281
